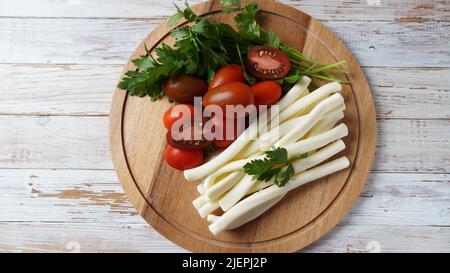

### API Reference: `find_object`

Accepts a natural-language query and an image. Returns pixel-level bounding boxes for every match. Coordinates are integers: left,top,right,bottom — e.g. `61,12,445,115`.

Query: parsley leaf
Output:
275,163,295,187
118,1,349,101
244,157,271,175
265,29,281,48
266,147,288,164
220,0,241,8
132,54,155,71
243,147,305,187
258,168,280,182
235,2,261,41
168,11,184,27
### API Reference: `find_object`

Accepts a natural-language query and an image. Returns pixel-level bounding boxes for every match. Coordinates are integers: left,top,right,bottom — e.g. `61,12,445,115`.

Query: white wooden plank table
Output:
0,0,449,253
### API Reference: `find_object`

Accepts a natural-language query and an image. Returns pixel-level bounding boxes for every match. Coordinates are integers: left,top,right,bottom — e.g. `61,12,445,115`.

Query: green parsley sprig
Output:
119,1,241,100
221,1,349,85
243,147,308,187
118,0,348,101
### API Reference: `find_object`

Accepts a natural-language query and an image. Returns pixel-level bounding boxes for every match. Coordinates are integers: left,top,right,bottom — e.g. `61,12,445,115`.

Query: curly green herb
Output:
243,147,308,187
118,0,348,101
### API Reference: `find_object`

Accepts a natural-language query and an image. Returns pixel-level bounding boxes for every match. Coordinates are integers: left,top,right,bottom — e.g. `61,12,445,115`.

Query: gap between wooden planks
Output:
0,18,448,67
0,222,448,253
0,0,448,253
1,65,449,118
0,0,448,21
0,116,449,172
1,169,448,226
0,169,448,252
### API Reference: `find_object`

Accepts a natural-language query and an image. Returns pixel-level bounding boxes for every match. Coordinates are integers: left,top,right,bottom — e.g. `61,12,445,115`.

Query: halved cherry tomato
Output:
164,145,203,171
247,46,291,80
203,82,254,118
162,75,207,103
163,104,195,130
251,81,282,106
208,64,246,91
167,119,213,150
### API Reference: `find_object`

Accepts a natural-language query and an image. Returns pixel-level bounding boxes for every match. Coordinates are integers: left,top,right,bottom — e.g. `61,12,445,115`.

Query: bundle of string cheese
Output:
186,78,349,235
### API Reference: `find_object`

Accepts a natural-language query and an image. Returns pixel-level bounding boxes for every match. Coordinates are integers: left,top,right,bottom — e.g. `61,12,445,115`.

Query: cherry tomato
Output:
208,115,246,149
167,119,213,150
209,64,246,91
251,81,282,106
214,139,234,149
164,145,203,171
203,82,254,118
163,104,195,130
247,46,291,80
162,75,207,103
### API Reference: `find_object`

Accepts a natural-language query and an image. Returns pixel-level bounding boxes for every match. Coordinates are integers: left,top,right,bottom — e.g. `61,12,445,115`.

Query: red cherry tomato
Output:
164,145,203,171
208,115,245,149
162,75,207,104
214,139,234,149
251,81,282,106
167,119,213,150
209,64,246,91
163,104,195,130
247,46,291,80
203,82,254,119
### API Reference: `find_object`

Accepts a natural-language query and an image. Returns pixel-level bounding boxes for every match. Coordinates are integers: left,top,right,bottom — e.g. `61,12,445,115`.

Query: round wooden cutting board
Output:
110,0,376,252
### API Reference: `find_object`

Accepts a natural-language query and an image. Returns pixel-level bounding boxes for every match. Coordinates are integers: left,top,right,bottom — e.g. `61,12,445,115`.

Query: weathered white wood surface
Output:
1,170,448,226
0,0,449,253
0,18,448,67
0,170,448,252
1,222,448,253
1,116,449,172
0,0,448,21
1,65,449,118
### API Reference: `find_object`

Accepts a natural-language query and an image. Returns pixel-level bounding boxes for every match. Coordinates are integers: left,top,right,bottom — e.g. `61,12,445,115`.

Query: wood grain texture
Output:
1,65,449,118
0,169,137,223
0,116,112,169
343,172,450,227
368,68,450,119
1,170,448,227
0,18,448,67
1,0,448,21
0,18,159,65
303,225,450,253
1,222,448,253
1,170,448,253
0,64,120,116
374,119,450,173
0,0,448,253
110,0,376,252
2,221,449,253
0,222,185,253
1,116,448,172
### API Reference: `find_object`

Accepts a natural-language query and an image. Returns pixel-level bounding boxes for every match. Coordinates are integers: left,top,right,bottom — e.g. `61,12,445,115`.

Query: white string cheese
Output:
218,124,348,211
184,76,312,181
209,157,350,235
